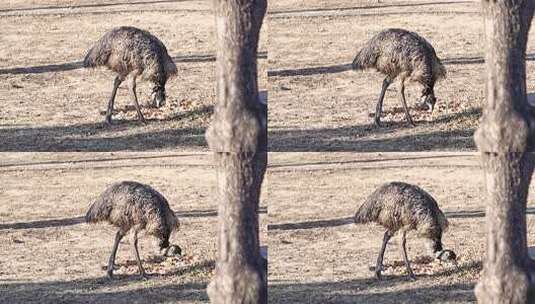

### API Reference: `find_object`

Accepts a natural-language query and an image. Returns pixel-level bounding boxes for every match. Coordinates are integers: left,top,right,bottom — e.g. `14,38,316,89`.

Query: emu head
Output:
425,237,458,265
436,249,457,262
436,249,459,271
151,84,166,108
162,244,182,257
419,89,437,113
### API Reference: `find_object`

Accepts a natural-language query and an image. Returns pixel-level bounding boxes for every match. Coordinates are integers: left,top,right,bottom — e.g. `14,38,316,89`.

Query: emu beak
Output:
163,244,182,257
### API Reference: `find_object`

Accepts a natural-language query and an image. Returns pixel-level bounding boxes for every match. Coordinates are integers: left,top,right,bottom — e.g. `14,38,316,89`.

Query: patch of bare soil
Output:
267,153,535,303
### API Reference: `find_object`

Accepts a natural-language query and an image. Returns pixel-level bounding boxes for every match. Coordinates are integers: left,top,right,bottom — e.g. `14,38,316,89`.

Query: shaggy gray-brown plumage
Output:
354,182,456,280
86,181,180,279
84,26,177,124
352,28,446,126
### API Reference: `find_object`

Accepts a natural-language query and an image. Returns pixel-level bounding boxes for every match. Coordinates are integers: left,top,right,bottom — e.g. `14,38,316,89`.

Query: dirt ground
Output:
267,153,535,303
1,153,534,304
268,0,535,151
0,153,268,303
0,0,267,151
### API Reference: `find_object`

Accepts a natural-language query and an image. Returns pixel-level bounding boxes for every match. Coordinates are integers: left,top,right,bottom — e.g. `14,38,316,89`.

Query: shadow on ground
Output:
1,105,479,152
0,122,205,151
270,271,477,304
268,55,535,78
269,207,535,231
269,108,479,152
0,105,213,151
0,207,267,230
0,265,210,304
0,52,267,75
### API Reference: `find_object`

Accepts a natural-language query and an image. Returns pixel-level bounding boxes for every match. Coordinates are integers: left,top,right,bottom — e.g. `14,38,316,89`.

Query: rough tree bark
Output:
205,0,267,303
475,1,535,303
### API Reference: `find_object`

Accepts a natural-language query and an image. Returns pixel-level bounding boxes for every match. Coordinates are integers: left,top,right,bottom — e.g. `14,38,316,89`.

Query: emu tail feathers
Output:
84,200,110,224
83,46,98,68
437,210,449,231
163,54,178,78
352,44,377,71
83,40,111,68
354,193,381,224
169,211,180,231
354,205,372,224
351,56,360,70
433,57,447,80
84,201,99,223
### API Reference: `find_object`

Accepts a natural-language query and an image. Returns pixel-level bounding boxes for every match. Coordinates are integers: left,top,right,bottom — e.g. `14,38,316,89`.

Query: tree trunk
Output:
205,0,267,303
475,1,535,303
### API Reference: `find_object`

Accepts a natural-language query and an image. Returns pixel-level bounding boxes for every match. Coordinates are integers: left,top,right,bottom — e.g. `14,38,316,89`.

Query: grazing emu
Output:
85,181,180,279
83,26,177,124
354,182,456,280
352,28,446,126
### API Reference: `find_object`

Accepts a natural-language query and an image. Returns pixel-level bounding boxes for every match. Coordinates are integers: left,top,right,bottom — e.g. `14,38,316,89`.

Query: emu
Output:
85,181,180,279
354,182,456,280
83,26,177,124
352,28,446,126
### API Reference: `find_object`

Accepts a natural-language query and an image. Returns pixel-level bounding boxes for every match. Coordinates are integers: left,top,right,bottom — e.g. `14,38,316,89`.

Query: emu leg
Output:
107,230,124,279
376,230,392,280
132,231,147,279
399,82,415,127
400,231,416,280
374,77,391,126
106,76,123,125
128,76,147,124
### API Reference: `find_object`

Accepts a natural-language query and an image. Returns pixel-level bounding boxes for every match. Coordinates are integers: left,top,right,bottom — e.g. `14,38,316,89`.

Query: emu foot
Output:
374,118,382,127
104,116,114,125
106,268,114,280
138,116,147,125
375,270,383,280
371,265,384,280
138,271,149,280
406,271,417,281
101,264,120,271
